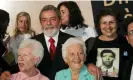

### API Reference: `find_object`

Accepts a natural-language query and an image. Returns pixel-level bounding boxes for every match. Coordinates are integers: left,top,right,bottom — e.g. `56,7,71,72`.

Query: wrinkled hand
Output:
87,64,102,80
1,71,11,80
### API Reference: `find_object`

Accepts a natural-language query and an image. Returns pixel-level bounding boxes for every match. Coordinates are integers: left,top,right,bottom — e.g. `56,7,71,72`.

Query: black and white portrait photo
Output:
96,48,119,77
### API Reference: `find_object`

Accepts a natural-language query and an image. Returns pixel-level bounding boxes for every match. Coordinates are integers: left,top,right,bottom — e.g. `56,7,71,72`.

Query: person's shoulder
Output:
84,25,98,36
28,30,36,37
40,73,50,80
56,69,68,76
85,26,96,32
117,34,126,40
59,31,74,41
10,36,15,41
79,65,94,80
11,73,18,80
59,31,74,37
78,23,88,28
117,34,128,43
31,33,44,39
113,66,118,72
9,36,18,43
11,72,21,80
85,37,96,44
55,68,69,79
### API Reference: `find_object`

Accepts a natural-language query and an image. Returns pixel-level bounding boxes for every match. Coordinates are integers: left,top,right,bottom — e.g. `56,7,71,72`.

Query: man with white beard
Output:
31,5,73,80
1,5,101,80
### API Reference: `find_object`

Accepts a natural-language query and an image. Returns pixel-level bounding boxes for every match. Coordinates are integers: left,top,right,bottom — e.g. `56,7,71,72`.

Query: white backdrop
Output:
0,0,94,36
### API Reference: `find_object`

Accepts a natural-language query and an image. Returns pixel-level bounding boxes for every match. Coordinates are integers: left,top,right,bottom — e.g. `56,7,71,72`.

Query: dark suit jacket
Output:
0,40,5,56
32,31,73,80
0,41,11,75
121,56,133,80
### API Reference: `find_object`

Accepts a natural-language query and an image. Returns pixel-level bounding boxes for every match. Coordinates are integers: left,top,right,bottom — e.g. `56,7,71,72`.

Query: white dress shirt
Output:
44,32,59,52
130,64,133,80
101,65,114,73
100,65,118,77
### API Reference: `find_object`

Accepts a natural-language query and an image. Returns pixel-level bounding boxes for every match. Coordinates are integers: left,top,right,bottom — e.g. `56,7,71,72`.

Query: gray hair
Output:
39,5,61,21
62,37,86,61
18,39,44,66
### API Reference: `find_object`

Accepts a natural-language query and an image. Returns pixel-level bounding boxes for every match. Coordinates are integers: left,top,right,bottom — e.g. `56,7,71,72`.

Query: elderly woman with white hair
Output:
55,37,94,80
10,39,49,80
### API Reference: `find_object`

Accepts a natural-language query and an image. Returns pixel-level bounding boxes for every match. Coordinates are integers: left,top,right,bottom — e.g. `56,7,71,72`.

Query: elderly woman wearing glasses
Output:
55,37,94,80
10,39,49,80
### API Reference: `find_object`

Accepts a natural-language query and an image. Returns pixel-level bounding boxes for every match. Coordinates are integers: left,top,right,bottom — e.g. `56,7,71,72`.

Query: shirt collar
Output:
17,69,41,80
44,31,59,49
79,65,89,77
44,31,59,42
64,65,88,78
101,65,114,72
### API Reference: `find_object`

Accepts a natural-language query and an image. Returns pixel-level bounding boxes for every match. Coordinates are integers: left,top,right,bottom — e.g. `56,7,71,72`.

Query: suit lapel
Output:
38,33,49,54
39,32,64,60
57,31,64,48
63,69,72,80
122,57,133,80
55,31,65,56
41,31,65,55
128,57,133,79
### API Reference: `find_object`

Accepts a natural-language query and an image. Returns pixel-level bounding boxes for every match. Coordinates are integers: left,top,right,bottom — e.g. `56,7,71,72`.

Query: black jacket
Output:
121,56,133,80
0,41,10,75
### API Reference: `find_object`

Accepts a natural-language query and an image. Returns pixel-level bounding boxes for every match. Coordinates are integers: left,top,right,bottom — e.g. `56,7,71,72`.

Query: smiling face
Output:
100,15,117,38
40,10,60,37
17,16,28,33
65,44,85,71
59,5,70,25
18,47,36,72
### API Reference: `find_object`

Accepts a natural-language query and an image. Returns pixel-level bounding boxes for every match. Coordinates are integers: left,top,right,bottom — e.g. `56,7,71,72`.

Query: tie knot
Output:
49,37,55,43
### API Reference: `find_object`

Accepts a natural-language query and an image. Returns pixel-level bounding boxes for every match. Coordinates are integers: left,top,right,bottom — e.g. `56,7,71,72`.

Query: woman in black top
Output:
85,8,132,80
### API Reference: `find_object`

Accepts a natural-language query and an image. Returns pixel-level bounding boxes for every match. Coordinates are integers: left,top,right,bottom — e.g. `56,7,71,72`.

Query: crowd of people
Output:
0,1,133,80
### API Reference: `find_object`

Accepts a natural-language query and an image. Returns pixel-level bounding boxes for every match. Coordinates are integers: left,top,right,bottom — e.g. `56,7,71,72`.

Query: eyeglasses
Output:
128,30,133,35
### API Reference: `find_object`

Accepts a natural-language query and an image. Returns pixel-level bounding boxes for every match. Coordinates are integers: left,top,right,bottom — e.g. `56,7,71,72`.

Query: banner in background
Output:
91,1,133,35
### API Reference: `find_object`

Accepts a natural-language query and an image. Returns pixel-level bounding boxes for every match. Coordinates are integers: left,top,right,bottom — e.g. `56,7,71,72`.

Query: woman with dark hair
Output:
57,1,97,41
0,9,11,75
85,8,132,80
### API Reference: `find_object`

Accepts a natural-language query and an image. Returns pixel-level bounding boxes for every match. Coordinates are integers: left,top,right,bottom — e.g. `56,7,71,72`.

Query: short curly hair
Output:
96,8,118,35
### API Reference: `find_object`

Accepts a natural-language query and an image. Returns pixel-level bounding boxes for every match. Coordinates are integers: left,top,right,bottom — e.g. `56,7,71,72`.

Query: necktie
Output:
105,70,108,76
49,37,56,60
